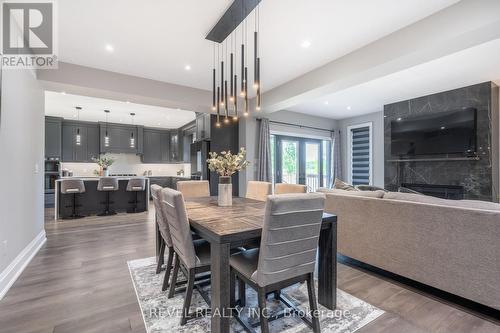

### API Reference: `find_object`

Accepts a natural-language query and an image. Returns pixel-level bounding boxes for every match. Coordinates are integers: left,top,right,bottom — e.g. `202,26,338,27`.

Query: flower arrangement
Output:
92,155,115,170
207,147,249,177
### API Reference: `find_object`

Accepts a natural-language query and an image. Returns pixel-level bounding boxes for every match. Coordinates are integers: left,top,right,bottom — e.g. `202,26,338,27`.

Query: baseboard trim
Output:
0,230,46,300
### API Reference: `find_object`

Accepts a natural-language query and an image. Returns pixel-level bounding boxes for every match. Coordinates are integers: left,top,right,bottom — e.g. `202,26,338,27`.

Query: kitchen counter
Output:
55,177,149,220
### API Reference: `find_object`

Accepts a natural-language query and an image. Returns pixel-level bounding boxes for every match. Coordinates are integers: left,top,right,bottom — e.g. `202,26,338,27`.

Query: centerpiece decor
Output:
207,147,249,206
92,155,115,177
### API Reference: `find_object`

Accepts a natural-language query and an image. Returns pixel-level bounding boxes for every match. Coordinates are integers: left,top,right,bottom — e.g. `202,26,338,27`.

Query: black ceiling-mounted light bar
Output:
206,0,262,128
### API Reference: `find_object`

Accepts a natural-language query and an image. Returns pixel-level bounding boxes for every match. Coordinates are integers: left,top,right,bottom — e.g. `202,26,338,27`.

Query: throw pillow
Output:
334,178,358,191
398,186,423,195
356,185,388,192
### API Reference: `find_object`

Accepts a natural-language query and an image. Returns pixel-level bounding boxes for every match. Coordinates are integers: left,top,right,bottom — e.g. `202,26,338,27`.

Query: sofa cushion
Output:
356,185,389,192
384,192,500,211
319,188,385,198
398,186,423,195
334,178,358,191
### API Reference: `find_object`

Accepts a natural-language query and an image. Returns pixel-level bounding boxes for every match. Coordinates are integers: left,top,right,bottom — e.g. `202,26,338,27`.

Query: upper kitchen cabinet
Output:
169,129,183,162
45,116,62,159
99,123,138,154
61,120,100,162
141,128,170,163
195,113,211,141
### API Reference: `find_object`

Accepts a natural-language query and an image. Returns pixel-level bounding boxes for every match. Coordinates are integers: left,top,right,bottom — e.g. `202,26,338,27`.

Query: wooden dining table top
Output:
185,196,337,244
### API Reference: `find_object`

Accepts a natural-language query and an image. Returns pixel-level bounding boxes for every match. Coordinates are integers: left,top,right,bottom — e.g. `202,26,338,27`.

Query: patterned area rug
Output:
128,257,384,333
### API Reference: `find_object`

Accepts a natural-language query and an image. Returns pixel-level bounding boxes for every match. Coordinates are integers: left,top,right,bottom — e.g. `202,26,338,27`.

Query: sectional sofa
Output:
318,188,500,310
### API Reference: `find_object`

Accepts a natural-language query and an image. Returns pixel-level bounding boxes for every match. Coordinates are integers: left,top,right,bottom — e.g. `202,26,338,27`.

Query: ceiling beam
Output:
261,0,500,113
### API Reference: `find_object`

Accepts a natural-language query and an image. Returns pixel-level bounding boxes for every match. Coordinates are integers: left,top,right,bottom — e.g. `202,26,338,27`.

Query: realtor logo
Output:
1,1,57,68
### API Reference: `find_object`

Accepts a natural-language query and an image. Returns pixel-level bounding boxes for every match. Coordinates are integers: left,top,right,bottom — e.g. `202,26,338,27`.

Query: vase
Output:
103,168,109,177
218,176,232,207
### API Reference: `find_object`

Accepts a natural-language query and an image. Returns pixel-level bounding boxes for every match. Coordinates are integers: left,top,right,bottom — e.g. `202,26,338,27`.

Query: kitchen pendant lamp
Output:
104,110,110,147
75,106,82,146
129,113,135,149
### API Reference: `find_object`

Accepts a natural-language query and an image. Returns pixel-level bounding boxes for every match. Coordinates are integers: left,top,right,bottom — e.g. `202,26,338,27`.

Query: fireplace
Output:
401,183,465,200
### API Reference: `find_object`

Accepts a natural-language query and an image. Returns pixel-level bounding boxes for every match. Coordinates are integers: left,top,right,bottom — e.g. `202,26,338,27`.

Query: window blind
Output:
351,126,370,186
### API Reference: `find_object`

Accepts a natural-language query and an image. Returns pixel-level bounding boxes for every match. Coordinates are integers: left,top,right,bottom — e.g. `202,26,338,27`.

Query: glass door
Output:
279,139,299,184
305,141,321,192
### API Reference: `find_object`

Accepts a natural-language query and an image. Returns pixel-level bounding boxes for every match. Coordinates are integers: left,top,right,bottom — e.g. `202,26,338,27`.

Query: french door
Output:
273,135,330,192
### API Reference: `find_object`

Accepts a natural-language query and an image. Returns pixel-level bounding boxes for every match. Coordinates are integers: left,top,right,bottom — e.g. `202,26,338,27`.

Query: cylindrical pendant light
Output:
216,86,221,127
212,43,216,111
75,106,82,146
233,74,238,120
104,110,110,147
130,113,135,148
224,80,229,123
230,52,234,102
254,31,258,89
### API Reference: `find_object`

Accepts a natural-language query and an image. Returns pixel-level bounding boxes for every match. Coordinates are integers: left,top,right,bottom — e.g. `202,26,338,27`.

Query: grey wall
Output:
338,111,385,187
0,69,45,274
238,110,337,196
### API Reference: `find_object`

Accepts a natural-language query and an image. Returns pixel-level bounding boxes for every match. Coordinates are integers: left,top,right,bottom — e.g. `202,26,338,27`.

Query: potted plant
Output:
92,155,115,177
207,147,249,206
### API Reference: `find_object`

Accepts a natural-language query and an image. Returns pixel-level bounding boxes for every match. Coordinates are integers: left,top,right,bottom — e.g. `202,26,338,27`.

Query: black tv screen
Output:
391,108,477,156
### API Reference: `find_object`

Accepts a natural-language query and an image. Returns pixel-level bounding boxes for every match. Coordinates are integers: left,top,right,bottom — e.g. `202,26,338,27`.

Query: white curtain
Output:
256,119,272,182
330,130,342,188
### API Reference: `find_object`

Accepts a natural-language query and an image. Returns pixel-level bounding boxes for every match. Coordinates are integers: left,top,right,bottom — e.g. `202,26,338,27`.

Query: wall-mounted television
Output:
391,108,477,157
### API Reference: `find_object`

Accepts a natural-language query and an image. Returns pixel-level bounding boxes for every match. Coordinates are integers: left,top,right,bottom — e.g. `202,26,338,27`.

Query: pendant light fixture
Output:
207,0,262,126
75,106,82,146
104,110,110,147
129,113,135,149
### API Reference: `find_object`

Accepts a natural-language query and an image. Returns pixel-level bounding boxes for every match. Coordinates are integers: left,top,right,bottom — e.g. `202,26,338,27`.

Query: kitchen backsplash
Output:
61,153,191,177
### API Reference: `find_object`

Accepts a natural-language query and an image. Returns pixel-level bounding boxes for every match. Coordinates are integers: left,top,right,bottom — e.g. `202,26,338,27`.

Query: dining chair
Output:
274,183,307,194
151,185,175,291
230,193,325,333
245,181,272,201
161,187,212,325
176,180,210,199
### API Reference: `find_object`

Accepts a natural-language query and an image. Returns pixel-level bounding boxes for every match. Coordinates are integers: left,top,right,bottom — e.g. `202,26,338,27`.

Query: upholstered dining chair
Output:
151,185,175,290
245,181,272,201
161,187,212,325
176,180,210,199
274,183,307,194
230,193,325,333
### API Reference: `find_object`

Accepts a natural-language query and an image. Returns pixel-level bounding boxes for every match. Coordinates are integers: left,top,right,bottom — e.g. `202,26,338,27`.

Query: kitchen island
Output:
54,177,149,221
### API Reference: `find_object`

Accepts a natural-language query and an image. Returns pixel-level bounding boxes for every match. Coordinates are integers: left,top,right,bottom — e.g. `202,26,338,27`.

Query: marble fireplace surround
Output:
384,82,500,202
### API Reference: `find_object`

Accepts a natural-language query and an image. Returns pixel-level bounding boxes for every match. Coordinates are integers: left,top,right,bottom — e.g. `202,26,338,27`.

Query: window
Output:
347,123,372,186
271,135,331,192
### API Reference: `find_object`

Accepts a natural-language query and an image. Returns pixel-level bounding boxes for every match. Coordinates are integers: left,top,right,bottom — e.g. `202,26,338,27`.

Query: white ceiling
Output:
58,0,459,95
45,92,196,128
289,38,500,119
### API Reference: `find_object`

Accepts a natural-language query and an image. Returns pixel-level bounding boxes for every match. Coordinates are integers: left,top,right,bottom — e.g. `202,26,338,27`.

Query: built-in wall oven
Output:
45,159,60,207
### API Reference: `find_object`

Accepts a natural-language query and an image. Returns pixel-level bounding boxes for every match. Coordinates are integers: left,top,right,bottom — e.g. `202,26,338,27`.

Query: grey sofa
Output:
318,188,500,310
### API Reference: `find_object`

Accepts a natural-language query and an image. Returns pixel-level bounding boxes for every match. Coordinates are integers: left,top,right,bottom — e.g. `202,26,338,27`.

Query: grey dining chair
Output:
97,177,119,216
60,179,86,219
230,193,326,333
176,180,210,199
246,181,273,201
161,187,212,325
275,183,307,194
151,185,175,291
126,178,146,213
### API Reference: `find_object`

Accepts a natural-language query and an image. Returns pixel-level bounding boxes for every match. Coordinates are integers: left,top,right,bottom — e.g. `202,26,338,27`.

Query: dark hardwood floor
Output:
0,206,498,332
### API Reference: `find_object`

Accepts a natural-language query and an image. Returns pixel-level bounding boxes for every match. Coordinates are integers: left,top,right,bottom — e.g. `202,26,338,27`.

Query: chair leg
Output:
180,269,195,325
156,238,165,274
257,288,270,333
168,254,180,298
306,273,321,333
238,277,246,307
162,247,175,291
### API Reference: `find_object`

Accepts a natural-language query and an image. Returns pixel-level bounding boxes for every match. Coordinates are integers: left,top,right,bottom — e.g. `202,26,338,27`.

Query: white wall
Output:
0,68,45,294
61,154,190,177
338,111,385,187
238,110,338,196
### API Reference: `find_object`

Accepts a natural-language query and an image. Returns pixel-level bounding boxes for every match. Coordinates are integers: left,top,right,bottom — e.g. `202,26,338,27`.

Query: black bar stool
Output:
60,179,86,219
97,177,119,216
126,178,146,213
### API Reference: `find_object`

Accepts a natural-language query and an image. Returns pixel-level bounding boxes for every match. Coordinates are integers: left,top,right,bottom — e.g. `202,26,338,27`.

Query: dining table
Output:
155,196,337,333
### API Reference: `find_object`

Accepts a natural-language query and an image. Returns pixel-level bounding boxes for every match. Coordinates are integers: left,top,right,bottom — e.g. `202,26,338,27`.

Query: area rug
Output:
128,257,384,333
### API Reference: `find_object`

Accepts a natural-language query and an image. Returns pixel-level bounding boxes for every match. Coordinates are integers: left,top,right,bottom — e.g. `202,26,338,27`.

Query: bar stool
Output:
97,177,119,216
60,179,86,219
126,178,146,213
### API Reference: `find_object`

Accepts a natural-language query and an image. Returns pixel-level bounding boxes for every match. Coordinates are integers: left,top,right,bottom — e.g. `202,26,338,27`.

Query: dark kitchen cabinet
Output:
62,121,100,162
170,130,182,162
45,116,62,159
195,113,211,141
141,128,170,163
99,123,138,154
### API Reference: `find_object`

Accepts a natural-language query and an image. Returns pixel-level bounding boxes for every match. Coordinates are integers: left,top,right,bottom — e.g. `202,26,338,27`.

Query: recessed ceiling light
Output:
61,91,66,95
346,106,352,110
157,122,161,125
105,44,114,52
397,117,402,121
125,101,130,104
301,40,311,48
323,101,329,105
184,65,191,71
